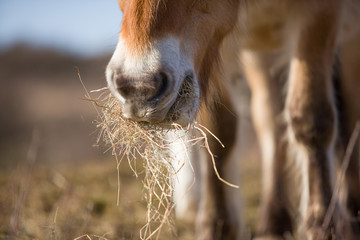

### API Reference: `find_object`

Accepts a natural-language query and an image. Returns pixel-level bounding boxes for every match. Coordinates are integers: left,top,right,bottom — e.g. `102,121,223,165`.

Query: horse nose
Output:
114,72,169,103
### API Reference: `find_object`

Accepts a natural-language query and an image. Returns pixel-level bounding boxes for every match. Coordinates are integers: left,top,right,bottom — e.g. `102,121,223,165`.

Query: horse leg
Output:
286,3,351,239
196,94,243,240
241,50,293,239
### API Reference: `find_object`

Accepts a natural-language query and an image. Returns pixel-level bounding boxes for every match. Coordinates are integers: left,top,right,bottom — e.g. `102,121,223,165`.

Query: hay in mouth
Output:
83,77,199,239
79,70,238,239
95,94,198,239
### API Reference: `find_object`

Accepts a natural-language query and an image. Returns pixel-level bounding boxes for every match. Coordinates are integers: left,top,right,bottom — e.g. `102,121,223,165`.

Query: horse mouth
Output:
164,74,199,126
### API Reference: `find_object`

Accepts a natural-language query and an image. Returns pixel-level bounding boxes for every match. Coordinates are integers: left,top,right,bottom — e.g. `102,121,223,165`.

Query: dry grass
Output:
0,117,260,240
0,159,149,240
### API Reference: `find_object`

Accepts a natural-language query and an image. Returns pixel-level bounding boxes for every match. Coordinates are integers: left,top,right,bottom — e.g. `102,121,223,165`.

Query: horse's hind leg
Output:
286,3,352,239
241,49,293,239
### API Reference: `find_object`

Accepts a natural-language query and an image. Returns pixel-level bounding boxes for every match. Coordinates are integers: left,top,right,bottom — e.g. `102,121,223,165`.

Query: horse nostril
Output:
114,74,134,99
113,71,170,102
118,86,134,99
149,72,169,102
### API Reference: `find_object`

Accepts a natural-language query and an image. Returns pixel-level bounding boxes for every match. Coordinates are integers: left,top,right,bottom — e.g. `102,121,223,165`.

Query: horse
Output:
105,0,360,239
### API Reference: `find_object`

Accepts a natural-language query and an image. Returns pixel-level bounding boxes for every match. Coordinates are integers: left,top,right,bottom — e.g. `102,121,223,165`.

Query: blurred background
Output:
0,0,121,165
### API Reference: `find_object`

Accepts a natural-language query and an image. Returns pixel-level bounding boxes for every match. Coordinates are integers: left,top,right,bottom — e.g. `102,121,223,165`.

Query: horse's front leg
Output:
196,94,243,240
286,3,351,239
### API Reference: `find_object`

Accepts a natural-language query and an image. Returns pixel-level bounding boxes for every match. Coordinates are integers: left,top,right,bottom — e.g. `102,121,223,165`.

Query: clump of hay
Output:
97,95,185,239
79,72,238,239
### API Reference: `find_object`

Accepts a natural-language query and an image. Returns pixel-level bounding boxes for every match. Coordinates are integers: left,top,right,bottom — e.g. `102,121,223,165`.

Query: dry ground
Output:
0,46,261,240
0,156,261,240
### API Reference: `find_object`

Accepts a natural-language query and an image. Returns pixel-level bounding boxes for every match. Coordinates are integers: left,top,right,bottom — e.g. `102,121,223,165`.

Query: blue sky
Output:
0,0,123,57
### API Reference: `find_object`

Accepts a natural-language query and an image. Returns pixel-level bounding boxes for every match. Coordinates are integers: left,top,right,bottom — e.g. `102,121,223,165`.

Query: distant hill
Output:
0,45,112,165
0,45,110,83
